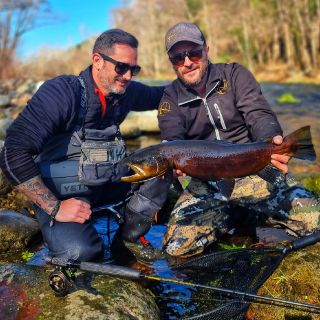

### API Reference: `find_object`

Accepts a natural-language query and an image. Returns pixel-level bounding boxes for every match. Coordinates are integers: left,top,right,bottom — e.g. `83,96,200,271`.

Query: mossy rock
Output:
0,263,160,319
248,243,320,320
298,174,320,196
0,189,34,214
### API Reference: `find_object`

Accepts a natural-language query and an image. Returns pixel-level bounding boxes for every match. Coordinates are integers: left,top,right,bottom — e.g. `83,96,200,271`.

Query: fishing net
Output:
160,246,285,320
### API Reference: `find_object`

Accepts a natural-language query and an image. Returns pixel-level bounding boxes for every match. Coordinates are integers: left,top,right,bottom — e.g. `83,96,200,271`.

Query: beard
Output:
99,71,127,95
177,60,209,88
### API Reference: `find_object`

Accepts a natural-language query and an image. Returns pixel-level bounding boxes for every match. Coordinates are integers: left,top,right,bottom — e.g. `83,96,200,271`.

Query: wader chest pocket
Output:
78,127,125,186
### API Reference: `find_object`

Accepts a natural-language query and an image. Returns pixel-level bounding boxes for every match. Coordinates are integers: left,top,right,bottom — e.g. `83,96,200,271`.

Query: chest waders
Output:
36,77,126,199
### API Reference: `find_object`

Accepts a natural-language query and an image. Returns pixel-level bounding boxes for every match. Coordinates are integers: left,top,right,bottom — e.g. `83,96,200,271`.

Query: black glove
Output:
120,177,172,242
120,207,154,243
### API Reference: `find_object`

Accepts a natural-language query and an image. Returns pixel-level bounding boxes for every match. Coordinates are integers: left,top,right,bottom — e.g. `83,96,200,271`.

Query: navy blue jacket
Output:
0,66,164,185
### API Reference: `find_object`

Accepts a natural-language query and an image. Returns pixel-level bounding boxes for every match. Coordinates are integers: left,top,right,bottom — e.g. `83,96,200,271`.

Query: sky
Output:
19,0,122,59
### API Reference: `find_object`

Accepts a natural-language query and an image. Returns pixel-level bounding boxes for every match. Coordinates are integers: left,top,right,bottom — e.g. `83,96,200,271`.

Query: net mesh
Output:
160,247,284,320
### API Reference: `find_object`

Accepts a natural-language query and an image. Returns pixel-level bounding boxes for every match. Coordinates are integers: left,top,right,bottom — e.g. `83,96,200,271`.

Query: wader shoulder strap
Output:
76,76,88,137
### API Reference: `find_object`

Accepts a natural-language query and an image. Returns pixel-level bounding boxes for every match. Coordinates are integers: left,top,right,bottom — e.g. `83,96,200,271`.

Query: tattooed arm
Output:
16,176,92,224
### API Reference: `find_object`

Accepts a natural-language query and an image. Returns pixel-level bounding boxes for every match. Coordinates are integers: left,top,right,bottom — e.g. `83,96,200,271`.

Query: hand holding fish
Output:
271,135,290,174
174,169,187,178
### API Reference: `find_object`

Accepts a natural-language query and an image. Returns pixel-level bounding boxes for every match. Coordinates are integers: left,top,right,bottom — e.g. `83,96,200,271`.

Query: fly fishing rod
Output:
46,231,320,312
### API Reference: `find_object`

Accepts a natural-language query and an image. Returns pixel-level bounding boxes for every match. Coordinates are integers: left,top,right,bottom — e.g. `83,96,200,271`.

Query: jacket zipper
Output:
203,82,221,140
213,103,227,129
178,81,223,140
202,98,221,139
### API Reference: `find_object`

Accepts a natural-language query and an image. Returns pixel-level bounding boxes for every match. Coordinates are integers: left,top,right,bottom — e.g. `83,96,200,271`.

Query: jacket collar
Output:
175,63,223,105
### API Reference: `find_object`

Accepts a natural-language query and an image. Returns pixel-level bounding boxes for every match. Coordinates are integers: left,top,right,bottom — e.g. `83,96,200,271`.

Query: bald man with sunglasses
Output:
157,22,320,258
0,29,170,263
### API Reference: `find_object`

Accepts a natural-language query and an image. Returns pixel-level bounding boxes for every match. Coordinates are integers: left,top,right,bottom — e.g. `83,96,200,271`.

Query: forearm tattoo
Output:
15,175,57,214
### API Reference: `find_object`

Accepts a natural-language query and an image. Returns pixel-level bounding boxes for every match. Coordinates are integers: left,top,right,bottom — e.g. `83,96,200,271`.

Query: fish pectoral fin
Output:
257,165,286,186
216,179,235,199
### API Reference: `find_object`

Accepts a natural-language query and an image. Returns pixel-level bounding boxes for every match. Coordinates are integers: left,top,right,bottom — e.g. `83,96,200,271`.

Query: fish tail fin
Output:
284,126,316,161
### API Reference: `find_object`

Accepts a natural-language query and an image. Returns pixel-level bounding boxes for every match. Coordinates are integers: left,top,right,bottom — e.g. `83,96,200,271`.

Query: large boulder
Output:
0,210,40,252
0,263,160,320
120,110,159,137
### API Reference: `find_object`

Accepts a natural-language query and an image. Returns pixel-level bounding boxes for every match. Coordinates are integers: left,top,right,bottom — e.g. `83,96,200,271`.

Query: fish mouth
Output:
120,163,167,183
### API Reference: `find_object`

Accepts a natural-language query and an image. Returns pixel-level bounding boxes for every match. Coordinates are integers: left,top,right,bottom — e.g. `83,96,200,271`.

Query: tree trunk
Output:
277,0,295,69
294,0,313,74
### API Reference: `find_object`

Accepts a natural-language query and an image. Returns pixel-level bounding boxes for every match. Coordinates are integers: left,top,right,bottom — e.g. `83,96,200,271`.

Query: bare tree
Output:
0,0,54,79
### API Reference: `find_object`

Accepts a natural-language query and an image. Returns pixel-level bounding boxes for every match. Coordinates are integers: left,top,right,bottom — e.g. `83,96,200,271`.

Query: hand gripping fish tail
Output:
118,126,317,183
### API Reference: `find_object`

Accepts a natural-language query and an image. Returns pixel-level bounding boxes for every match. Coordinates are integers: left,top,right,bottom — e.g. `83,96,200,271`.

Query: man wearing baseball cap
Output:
158,22,320,258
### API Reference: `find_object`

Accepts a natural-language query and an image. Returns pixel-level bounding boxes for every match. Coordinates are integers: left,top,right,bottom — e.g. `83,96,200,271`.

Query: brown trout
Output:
119,126,316,183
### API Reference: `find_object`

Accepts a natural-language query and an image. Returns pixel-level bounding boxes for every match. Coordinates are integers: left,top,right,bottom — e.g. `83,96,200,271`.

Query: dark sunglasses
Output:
98,52,141,76
169,48,203,67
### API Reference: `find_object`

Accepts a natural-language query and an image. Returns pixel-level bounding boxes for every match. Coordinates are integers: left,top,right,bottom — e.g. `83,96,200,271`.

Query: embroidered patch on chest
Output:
158,101,171,116
216,80,228,94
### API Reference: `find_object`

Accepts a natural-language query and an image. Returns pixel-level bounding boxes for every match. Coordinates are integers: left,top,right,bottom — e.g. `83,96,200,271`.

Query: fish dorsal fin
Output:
211,139,235,145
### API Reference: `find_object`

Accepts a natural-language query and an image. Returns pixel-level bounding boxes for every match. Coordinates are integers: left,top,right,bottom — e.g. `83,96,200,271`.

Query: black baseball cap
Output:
165,22,205,52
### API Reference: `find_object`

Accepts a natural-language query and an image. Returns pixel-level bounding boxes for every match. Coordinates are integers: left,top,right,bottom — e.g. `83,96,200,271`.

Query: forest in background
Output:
1,0,320,82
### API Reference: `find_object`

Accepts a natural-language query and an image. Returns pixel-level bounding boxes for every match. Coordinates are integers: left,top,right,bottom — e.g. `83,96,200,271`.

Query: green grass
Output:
21,250,35,262
276,92,301,104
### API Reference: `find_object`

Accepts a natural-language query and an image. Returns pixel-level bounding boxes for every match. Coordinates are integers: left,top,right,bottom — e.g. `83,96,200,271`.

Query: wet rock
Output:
0,263,160,320
0,95,10,108
0,189,34,213
0,118,13,140
0,140,12,195
120,110,159,137
0,210,40,252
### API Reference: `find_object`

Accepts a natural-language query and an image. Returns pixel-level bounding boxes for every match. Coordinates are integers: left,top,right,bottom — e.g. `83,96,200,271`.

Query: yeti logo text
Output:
61,182,89,195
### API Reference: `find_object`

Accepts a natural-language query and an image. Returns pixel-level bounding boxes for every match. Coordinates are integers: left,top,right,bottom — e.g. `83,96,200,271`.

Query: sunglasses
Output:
169,48,203,67
98,52,141,76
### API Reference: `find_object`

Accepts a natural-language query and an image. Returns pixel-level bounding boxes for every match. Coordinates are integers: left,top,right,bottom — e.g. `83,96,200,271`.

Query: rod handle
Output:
291,232,320,251
80,262,141,280
46,257,141,280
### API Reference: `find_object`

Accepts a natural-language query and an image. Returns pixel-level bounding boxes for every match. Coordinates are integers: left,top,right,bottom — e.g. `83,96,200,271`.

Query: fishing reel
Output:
48,266,76,297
